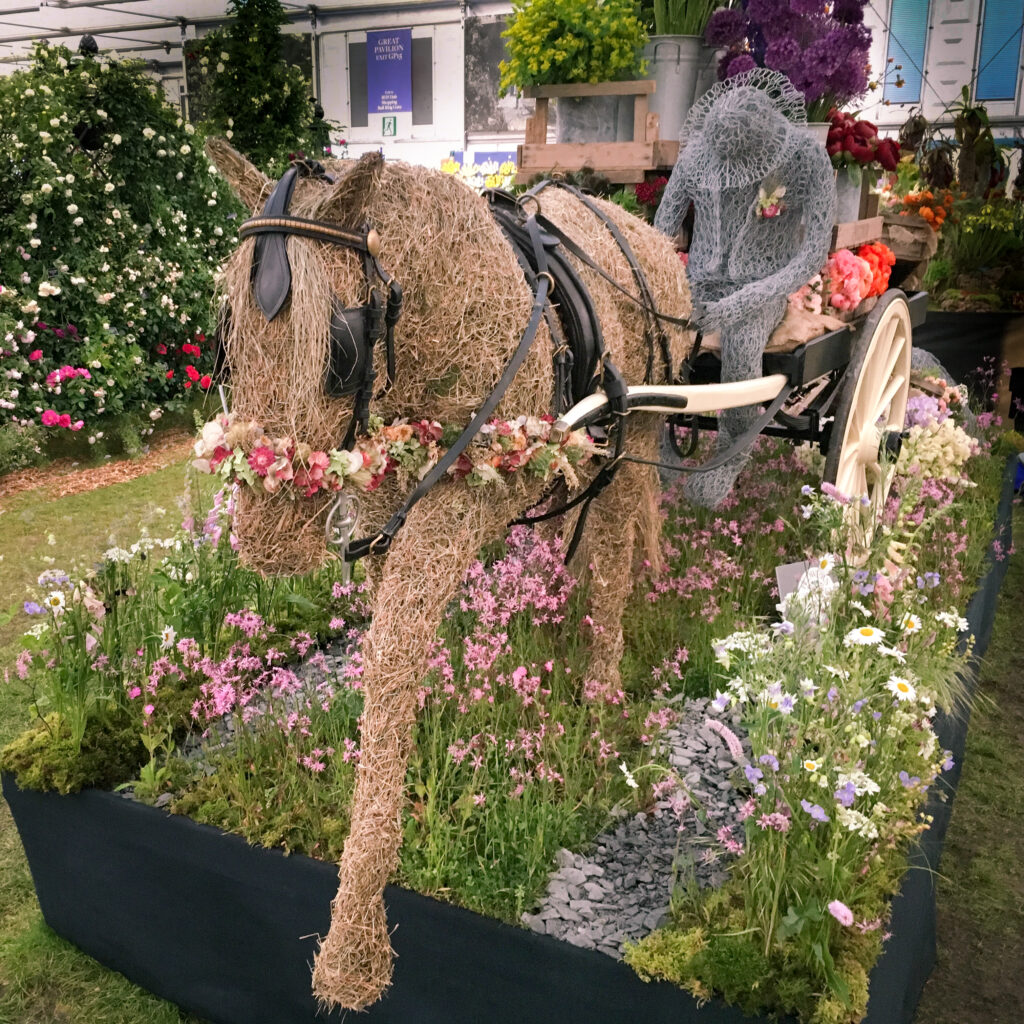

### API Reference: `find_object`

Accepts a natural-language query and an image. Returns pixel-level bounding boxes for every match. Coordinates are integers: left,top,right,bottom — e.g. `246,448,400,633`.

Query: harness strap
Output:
545,181,673,385
344,216,555,562
239,215,379,254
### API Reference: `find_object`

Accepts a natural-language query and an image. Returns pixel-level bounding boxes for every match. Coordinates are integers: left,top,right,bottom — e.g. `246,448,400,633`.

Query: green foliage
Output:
0,42,243,450
641,0,720,36
944,198,1024,275
500,0,649,94
185,0,324,173
0,712,143,794
608,186,643,216
0,422,45,476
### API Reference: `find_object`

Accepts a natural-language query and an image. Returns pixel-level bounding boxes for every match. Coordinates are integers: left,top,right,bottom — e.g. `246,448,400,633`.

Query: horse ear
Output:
205,137,272,213
315,151,385,227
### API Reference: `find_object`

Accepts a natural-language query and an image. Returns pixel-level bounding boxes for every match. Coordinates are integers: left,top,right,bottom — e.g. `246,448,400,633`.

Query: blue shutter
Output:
976,0,1024,101
884,0,930,104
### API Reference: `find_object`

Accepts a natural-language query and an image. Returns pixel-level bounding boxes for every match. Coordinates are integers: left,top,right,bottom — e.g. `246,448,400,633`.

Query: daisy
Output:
44,590,65,614
802,758,820,773
844,625,884,647
900,612,922,633
815,553,835,573
885,675,917,702
160,625,177,650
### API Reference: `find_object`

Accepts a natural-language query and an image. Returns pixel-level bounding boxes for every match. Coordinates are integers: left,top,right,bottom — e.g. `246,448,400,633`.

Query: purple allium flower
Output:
764,36,802,74
723,52,758,79
789,0,822,15
835,781,856,807
832,0,867,23
705,8,749,47
23,601,43,615
801,799,830,822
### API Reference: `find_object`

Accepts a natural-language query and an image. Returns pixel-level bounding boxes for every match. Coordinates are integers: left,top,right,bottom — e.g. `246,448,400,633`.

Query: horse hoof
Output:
311,896,393,1011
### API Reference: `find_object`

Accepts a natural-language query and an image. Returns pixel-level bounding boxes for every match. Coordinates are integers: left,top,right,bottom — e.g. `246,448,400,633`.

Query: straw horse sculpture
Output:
205,139,691,1010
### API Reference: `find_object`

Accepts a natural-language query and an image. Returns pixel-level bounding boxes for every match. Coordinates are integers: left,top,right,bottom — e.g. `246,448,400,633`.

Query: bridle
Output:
238,161,403,450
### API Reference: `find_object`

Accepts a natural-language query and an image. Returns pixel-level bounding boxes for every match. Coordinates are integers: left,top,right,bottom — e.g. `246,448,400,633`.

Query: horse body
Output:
206,140,691,1009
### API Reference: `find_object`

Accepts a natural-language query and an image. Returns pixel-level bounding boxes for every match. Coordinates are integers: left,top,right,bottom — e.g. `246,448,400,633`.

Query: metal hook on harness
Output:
326,495,360,583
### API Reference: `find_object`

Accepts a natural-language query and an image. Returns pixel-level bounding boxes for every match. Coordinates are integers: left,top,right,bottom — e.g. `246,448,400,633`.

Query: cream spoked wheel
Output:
824,290,912,554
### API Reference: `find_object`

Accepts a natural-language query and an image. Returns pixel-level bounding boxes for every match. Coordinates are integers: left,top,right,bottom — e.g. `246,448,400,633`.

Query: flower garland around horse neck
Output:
191,412,603,498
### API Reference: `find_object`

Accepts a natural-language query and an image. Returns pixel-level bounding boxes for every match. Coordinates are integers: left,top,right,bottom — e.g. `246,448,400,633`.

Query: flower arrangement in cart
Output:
192,410,602,497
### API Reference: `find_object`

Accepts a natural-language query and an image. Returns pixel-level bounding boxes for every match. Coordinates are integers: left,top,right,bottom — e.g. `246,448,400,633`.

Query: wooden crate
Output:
514,80,679,184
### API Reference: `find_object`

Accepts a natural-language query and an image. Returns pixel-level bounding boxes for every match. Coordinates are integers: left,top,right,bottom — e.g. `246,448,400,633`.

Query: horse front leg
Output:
571,416,664,697
311,487,519,1010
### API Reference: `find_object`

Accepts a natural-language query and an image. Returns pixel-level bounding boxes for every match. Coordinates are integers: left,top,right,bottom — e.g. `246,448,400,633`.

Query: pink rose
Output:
57,413,72,429
28,349,42,361
71,420,83,431
40,409,60,426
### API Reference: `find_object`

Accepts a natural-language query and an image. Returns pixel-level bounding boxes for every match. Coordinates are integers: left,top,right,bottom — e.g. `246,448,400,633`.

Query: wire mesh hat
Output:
679,68,809,189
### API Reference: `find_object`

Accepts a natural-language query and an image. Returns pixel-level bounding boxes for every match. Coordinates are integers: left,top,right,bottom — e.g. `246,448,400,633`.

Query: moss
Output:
624,925,707,987
0,713,145,794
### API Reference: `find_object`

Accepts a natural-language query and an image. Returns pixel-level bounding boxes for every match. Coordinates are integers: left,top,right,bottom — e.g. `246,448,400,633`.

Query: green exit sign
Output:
382,116,397,137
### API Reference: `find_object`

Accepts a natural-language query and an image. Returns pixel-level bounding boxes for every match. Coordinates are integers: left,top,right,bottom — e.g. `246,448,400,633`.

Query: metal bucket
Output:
642,35,706,141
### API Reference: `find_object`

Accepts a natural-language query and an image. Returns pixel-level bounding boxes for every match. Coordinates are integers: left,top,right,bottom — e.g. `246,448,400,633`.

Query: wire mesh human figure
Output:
655,69,837,506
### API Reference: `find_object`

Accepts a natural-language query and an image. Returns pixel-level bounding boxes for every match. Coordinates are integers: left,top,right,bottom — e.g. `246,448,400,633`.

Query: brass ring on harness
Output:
368,532,388,554
535,270,556,295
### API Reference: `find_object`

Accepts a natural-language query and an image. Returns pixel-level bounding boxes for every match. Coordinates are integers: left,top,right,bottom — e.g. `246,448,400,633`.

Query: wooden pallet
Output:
514,80,679,184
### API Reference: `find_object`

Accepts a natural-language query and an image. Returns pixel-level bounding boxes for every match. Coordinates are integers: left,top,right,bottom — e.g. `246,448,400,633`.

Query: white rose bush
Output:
0,42,243,470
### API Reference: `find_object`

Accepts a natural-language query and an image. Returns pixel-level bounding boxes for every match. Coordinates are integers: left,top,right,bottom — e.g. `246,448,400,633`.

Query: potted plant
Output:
703,0,873,141
500,0,649,143
826,110,900,221
640,0,720,141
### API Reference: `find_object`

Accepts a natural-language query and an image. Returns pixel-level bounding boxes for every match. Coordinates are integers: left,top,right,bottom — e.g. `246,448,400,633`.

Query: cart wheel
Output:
824,290,912,554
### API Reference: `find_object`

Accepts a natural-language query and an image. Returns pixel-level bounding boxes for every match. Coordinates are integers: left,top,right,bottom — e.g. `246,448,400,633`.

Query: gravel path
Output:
521,697,750,958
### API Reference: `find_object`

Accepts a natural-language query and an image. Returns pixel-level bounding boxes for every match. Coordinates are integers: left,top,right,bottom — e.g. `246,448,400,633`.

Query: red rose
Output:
200,374,212,389
156,343,168,355
166,370,174,379
876,138,900,172
185,364,200,382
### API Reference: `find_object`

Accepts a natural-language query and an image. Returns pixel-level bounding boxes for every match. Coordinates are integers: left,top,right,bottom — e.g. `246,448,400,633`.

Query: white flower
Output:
44,590,65,614
38,282,61,297
900,612,922,633
160,625,177,650
619,761,639,789
39,131,52,143
142,126,156,139
814,553,835,573
21,193,33,205
216,63,225,73
66,174,74,184
20,300,40,315
220,50,230,60
104,182,115,193
885,675,917,702
149,408,162,421
844,625,884,647
23,88,34,97
73,217,83,227
96,109,107,119
67,204,78,215
836,770,879,796
29,238,40,248
935,610,969,632
111,134,122,145
180,144,191,155
837,806,878,839
104,547,132,564
40,183,52,194
49,118,60,128
799,677,817,698
802,758,820,773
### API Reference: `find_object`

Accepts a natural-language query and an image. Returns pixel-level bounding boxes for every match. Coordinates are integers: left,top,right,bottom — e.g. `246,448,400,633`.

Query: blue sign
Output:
367,29,412,114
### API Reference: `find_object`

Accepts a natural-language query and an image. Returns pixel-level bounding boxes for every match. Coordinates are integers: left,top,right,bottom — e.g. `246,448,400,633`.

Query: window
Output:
976,0,1024,101
883,0,930,104
348,35,433,130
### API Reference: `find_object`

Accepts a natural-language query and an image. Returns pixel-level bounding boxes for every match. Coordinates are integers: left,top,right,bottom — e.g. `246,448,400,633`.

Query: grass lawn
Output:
0,461,205,1024
0,461,1019,1024
915,506,1024,1024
